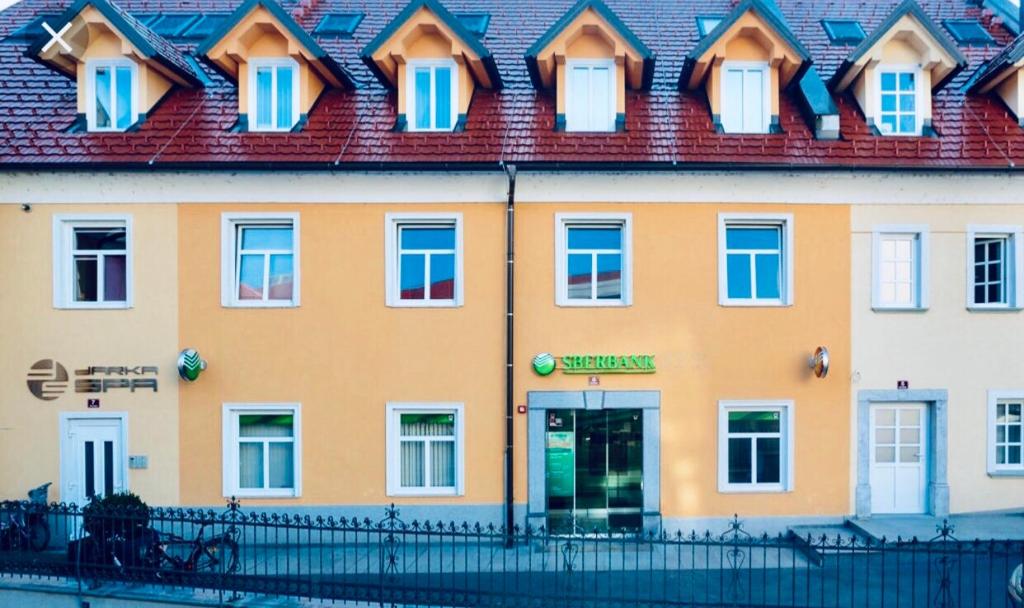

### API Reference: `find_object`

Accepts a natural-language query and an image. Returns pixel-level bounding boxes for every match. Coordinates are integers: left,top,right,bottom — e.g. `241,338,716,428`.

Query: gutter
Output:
502,163,517,547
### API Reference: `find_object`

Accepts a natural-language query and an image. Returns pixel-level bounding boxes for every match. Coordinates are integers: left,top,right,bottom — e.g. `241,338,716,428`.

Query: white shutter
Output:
743,68,765,132
590,65,612,131
567,66,590,131
722,68,744,133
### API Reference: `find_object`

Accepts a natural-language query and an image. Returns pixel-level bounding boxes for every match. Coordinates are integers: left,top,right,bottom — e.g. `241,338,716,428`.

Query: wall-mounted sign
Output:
532,353,656,376
87,399,100,409
897,380,909,390
177,349,207,382
26,359,158,400
808,346,830,379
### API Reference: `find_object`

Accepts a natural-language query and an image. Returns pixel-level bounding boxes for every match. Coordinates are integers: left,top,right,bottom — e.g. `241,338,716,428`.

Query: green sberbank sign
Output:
532,352,655,376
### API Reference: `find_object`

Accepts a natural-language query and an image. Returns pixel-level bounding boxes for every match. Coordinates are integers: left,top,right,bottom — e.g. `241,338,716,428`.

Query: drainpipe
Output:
503,163,517,547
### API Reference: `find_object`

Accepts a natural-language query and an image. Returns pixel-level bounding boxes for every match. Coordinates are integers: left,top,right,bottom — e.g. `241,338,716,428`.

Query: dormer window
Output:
721,61,770,134
877,68,920,135
249,59,299,132
87,59,137,131
408,60,457,132
566,59,615,132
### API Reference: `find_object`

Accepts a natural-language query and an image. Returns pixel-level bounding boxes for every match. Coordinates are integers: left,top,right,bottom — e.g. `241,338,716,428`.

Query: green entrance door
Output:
545,409,643,533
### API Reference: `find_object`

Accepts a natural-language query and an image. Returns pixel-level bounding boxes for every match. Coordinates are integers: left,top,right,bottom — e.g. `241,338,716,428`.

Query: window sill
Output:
988,470,1024,478
229,490,299,499
387,300,463,308
224,302,300,309
871,306,928,313
57,302,132,310
387,489,461,498
718,485,790,494
556,299,631,308
719,300,791,308
967,305,1022,313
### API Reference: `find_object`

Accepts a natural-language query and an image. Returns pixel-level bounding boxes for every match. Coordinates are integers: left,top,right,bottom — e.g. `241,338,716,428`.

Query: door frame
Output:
58,412,129,505
855,390,948,518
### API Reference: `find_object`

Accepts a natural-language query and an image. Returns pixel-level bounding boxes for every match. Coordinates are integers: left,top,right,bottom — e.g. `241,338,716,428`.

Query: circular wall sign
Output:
532,353,556,376
177,349,207,382
811,346,830,379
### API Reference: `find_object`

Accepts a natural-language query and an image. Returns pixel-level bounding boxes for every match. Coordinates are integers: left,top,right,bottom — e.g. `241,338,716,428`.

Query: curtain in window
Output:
415,68,431,129
276,66,293,129
400,441,425,487
239,442,263,488
431,441,455,487
115,66,132,129
256,67,273,128
103,255,127,301
401,415,454,436
434,66,451,130
268,443,294,488
94,67,112,129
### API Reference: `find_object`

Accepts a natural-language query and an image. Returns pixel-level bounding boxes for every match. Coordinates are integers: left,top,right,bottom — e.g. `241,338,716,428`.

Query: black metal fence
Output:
0,499,1021,607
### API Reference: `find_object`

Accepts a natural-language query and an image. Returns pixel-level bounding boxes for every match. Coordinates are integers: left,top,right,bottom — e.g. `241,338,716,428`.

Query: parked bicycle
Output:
142,522,240,577
0,482,51,552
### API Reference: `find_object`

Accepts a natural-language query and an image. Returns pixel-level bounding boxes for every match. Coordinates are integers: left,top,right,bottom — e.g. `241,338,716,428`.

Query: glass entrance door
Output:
545,409,643,533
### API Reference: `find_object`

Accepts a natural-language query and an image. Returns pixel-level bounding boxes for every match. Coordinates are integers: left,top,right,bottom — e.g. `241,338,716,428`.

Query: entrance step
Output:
786,523,872,567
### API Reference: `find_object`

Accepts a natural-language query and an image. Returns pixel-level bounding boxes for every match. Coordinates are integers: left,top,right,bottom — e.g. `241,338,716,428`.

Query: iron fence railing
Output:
0,499,1021,607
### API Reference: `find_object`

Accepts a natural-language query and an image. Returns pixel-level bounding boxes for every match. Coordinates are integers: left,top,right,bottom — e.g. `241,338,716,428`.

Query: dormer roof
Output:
829,0,967,93
197,0,354,89
525,0,653,90
26,0,201,87
967,33,1024,93
359,0,501,90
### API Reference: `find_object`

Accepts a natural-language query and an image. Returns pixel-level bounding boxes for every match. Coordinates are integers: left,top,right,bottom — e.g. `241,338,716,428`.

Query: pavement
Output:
847,512,1024,542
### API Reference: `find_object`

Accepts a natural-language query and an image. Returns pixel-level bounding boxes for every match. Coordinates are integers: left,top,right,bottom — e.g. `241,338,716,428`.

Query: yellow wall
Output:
0,204,180,504
72,28,172,117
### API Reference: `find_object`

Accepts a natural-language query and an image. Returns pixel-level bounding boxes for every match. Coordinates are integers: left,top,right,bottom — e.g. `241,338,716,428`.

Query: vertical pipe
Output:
503,164,517,548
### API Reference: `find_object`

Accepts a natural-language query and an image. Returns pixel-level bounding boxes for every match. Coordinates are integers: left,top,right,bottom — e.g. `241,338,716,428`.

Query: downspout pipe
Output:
503,163,517,547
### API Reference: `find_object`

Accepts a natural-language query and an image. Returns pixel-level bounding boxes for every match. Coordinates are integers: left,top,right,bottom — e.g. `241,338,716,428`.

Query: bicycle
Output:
0,482,51,552
143,522,240,577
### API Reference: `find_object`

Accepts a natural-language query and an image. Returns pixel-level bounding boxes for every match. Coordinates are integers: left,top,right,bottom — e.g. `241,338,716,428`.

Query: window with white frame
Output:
720,61,770,134
988,391,1024,475
877,68,919,136
407,60,457,132
223,404,301,498
872,227,928,310
221,213,299,307
87,59,137,131
968,226,1022,309
386,403,464,496
555,213,632,306
53,215,132,309
718,214,793,306
385,214,463,306
249,58,299,131
718,401,793,492
565,59,615,132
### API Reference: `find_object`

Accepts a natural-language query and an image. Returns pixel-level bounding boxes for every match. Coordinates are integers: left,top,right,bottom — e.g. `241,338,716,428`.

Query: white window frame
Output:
405,59,459,132
222,403,302,498
717,213,794,306
966,225,1023,310
220,212,300,308
85,58,138,132
52,214,133,309
871,225,929,311
555,212,633,307
719,60,771,134
987,390,1024,476
875,65,924,136
384,213,464,307
385,402,465,497
718,400,795,493
565,58,616,133
247,57,301,132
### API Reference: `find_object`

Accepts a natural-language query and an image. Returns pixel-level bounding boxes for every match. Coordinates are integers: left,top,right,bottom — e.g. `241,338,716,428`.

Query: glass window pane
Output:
589,66,611,130
268,254,293,300
595,253,622,299
726,253,752,299
742,68,764,132
988,283,1002,303
567,65,590,131
898,72,915,91
726,227,780,250
1008,403,1022,421
434,66,451,130
256,67,273,128
898,93,914,112
880,115,897,134
567,253,592,299
997,446,1006,464
1010,446,1022,464
722,69,744,133
900,446,920,463
241,226,292,250
103,255,127,302
401,226,455,250
115,66,132,129
415,68,431,129
567,227,621,250
756,437,781,483
400,440,425,487
75,257,98,302
268,443,294,488
401,413,455,436
94,67,112,128
430,441,455,487
998,426,1006,442
238,254,265,300
728,410,781,433
875,428,895,444
400,253,425,299
898,114,916,134
880,72,896,91
76,227,126,250
754,254,781,299
276,66,293,129
240,414,293,437
727,437,752,483
876,409,896,425
429,253,455,300
875,446,896,463
881,94,896,112
900,427,920,444
1009,425,1021,443
238,442,264,488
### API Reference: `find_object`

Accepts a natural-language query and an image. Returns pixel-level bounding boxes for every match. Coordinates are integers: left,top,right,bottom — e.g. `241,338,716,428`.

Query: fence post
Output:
929,519,958,608
720,514,751,607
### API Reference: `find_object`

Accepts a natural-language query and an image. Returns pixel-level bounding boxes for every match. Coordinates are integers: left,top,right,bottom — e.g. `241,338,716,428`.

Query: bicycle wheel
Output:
194,538,239,574
27,520,49,552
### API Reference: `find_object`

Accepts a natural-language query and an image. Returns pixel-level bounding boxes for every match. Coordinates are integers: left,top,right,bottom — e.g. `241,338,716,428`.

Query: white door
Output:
870,404,927,514
61,417,126,508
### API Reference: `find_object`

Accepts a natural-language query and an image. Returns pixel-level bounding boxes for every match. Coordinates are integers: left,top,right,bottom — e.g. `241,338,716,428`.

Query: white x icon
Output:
41,21,72,53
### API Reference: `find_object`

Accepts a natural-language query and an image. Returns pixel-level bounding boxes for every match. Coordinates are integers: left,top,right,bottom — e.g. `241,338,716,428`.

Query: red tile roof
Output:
1,0,1024,169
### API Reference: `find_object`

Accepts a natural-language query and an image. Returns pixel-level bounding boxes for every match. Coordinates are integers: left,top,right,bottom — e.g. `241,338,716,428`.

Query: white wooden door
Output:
61,417,125,508
870,404,927,514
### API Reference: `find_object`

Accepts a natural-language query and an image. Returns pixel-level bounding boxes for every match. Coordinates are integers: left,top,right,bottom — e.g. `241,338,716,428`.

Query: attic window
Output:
943,20,994,45
696,16,723,38
822,19,865,45
313,13,363,37
2,14,61,43
181,15,228,39
148,14,201,37
455,13,491,37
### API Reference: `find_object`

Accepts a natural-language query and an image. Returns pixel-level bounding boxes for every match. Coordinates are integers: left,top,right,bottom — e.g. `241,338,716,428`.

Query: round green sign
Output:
532,353,556,376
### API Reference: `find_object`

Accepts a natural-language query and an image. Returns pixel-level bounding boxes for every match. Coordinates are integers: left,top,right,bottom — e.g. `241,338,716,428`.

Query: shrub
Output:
82,492,149,539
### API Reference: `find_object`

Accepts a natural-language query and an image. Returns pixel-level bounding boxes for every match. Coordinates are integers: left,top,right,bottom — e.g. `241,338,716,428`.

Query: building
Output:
1,0,1023,535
